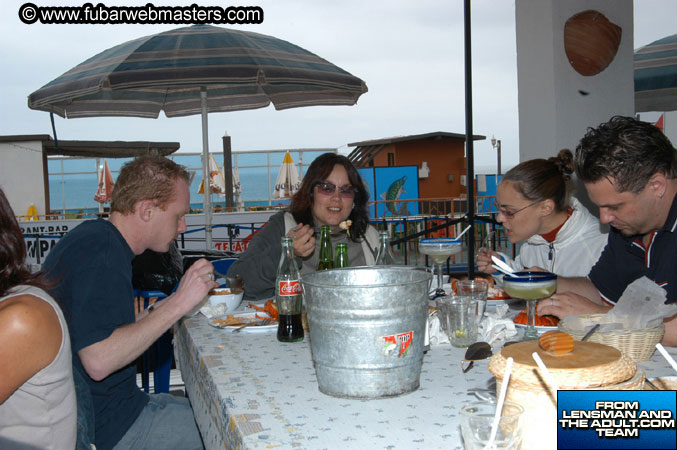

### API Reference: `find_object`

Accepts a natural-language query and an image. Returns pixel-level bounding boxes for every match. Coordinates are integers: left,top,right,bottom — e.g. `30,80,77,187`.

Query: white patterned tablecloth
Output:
174,313,677,450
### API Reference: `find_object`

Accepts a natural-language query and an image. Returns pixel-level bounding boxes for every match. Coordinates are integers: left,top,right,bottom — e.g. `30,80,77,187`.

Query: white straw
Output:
655,343,677,374
484,356,513,450
456,224,472,239
532,352,560,392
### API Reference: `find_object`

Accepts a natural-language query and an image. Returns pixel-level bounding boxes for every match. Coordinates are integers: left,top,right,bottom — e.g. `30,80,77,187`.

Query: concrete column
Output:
516,0,634,161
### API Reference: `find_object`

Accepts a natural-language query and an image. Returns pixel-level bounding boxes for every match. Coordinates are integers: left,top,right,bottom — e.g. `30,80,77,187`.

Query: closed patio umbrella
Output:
634,33,677,112
28,24,367,248
94,159,115,213
273,151,301,200
198,153,226,198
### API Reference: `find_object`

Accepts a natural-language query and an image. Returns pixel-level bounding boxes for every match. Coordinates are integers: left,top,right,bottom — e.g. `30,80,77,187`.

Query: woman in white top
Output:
0,187,77,450
478,149,608,277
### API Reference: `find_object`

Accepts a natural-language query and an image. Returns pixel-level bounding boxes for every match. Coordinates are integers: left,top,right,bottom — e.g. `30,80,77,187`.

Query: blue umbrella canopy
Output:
28,24,367,249
28,24,368,117
634,33,677,112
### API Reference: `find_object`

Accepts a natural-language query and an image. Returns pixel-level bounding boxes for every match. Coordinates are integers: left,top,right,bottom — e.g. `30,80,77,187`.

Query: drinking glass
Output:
502,271,557,340
419,238,462,298
457,279,489,325
460,401,523,450
436,296,477,347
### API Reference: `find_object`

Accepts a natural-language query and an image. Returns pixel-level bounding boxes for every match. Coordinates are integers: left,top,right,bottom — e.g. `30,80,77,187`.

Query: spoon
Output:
581,324,600,341
490,256,531,279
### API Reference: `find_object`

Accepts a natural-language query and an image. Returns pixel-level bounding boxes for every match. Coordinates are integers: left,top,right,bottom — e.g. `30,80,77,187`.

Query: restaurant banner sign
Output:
20,210,276,267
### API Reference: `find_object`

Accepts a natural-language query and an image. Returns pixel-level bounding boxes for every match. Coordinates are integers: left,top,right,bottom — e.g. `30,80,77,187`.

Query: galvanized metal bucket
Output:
302,266,432,399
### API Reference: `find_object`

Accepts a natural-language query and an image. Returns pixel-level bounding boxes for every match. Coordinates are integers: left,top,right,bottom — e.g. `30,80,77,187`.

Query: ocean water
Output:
47,152,321,212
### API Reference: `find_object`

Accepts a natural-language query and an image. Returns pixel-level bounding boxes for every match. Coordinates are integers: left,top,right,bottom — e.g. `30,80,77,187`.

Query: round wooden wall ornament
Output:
564,10,622,77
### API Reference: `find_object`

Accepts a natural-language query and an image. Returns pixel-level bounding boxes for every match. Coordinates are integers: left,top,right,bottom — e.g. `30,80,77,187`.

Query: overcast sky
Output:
1,0,675,171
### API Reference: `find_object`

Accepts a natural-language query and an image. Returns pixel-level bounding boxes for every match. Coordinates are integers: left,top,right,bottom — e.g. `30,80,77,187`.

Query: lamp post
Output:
491,135,502,175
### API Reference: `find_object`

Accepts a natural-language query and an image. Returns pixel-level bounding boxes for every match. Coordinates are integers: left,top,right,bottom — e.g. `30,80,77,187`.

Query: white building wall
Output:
516,0,634,161
0,139,46,217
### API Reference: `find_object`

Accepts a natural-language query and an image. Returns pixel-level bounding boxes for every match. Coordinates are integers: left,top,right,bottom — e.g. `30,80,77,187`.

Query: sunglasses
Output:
461,340,518,373
315,181,356,199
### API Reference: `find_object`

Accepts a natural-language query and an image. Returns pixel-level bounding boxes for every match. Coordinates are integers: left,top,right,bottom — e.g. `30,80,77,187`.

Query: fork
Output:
232,319,274,333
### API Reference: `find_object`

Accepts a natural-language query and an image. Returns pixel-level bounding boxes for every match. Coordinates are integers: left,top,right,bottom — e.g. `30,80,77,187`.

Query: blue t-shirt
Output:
43,219,148,450
589,194,676,305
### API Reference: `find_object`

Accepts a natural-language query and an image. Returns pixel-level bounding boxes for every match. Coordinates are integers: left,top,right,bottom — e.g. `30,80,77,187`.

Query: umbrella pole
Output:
201,87,213,250
464,0,476,279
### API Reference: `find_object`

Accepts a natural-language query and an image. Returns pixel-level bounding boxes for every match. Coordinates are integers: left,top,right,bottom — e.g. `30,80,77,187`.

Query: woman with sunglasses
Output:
477,149,607,277
228,153,379,299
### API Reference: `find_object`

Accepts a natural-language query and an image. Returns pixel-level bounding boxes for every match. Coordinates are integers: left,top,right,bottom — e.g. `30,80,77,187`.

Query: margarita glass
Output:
502,271,557,340
419,238,462,297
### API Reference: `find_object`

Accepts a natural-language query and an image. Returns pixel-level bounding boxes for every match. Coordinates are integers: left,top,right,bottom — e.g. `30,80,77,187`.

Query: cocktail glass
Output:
502,271,557,341
419,238,462,298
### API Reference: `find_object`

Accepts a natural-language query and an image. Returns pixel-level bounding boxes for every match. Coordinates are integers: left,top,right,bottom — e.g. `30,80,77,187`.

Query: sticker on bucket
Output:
382,331,414,357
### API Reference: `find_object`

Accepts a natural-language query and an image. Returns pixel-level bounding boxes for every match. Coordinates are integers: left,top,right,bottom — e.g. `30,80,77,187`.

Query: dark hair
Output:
500,149,574,212
111,155,193,214
576,115,677,193
289,153,369,241
0,188,50,297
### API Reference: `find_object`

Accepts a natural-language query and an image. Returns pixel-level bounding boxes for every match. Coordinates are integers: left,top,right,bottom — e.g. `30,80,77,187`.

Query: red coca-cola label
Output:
279,280,302,295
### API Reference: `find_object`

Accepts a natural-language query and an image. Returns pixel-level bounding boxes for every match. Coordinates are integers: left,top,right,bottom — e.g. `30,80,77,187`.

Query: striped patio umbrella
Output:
634,33,677,112
28,24,367,248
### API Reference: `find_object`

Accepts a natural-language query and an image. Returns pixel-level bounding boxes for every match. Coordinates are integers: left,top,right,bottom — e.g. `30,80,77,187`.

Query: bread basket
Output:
558,314,664,362
489,341,640,450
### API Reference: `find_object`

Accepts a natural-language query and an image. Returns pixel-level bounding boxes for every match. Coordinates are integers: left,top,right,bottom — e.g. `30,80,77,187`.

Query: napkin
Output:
608,276,677,329
478,303,518,343
564,277,677,333
197,300,226,319
428,312,450,346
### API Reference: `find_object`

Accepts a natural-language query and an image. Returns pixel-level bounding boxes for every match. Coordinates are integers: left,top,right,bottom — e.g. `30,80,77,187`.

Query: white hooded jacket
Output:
506,198,608,277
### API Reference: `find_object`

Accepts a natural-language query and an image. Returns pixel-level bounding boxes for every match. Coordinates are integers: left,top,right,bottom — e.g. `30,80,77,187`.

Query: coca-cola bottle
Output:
275,236,304,342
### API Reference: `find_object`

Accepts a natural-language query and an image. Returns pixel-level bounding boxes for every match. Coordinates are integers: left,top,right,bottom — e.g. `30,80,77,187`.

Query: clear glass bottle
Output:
334,243,349,268
375,230,396,265
275,237,304,342
317,225,334,270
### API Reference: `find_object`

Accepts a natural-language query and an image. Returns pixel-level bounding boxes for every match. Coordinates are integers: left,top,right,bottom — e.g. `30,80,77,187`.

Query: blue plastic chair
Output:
135,288,172,394
212,258,238,282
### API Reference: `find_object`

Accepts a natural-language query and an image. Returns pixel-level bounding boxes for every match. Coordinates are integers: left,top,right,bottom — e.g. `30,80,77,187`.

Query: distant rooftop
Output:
0,134,180,158
347,131,486,166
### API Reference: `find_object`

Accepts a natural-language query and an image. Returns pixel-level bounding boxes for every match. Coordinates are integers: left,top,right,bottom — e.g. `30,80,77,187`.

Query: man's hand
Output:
537,291,612,318
170,258,218,316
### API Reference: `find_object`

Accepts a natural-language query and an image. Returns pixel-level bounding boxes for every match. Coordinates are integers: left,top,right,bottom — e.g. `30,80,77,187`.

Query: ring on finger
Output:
550,298,554,306
208,272,213,281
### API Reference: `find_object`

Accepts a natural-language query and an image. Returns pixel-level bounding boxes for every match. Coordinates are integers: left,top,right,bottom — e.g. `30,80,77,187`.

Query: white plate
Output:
514,322,558,333
209,312,277,333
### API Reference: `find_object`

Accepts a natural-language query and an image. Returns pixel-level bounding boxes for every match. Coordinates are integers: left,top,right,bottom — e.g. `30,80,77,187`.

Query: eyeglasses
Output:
494,200,540,218
315,181,356,199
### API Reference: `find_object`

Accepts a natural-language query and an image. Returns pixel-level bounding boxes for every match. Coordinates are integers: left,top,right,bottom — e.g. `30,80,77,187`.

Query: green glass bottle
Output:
317,225,334,270
334,243,349,268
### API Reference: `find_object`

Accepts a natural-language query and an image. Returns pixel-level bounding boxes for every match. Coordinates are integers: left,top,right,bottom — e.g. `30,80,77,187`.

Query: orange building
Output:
347,131,486,199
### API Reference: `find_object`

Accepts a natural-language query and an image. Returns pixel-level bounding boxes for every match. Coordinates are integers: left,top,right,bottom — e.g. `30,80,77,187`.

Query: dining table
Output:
174,301,677,450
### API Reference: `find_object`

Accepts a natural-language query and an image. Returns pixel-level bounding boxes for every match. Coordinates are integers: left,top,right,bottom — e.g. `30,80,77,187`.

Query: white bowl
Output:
208,288,244,313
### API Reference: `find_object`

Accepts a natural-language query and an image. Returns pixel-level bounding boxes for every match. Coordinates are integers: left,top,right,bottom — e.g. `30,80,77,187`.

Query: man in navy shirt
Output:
538,116,677,346
44,156,218,450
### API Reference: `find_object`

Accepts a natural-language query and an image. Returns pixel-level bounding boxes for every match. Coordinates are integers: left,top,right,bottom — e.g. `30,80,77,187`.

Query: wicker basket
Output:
489,341,640,450
558,314,665,362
